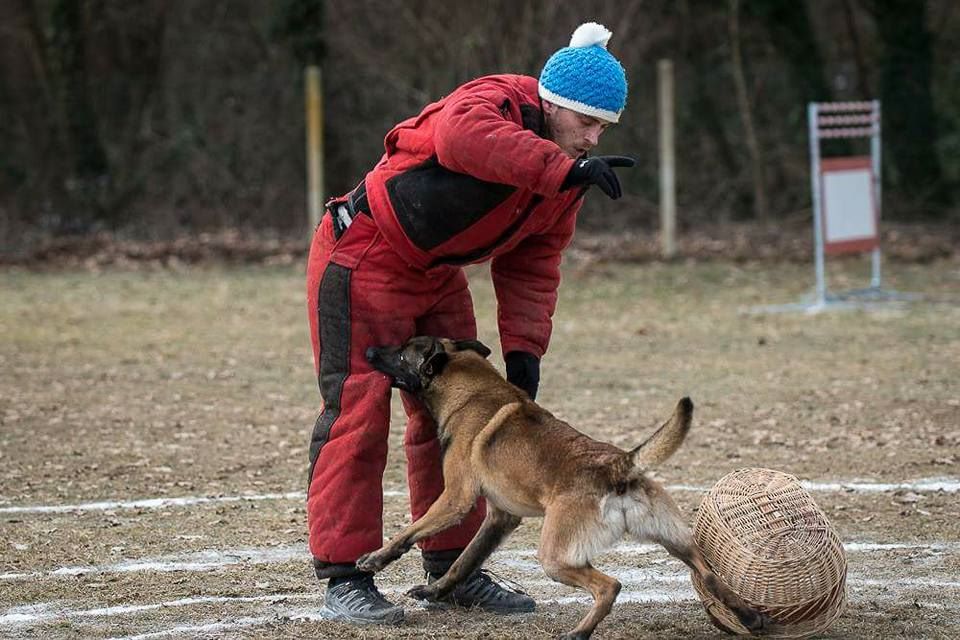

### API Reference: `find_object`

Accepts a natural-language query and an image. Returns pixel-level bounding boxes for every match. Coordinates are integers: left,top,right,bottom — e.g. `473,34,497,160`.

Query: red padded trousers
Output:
305,211,486,577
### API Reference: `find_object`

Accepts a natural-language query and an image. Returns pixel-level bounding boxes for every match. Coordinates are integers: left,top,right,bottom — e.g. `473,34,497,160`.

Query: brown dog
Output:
358,337,766,639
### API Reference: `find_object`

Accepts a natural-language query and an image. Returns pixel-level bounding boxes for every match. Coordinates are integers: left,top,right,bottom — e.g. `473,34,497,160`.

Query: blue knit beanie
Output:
538,22,627,123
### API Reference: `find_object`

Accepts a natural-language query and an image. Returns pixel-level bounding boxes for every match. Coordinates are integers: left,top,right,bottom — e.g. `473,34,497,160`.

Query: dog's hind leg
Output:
638,495,767,634
542,563,620,640
407,504,521,602
538,503,621,639
356,484,478,574
661,538,768,633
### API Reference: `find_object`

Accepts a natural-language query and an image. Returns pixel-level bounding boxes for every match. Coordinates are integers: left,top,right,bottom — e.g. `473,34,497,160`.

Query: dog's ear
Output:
422,350,449,378
453,339,491,358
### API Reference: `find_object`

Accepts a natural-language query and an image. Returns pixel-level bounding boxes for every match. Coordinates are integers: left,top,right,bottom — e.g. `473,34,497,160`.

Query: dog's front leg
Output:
356,485,478,574
407,505,521,601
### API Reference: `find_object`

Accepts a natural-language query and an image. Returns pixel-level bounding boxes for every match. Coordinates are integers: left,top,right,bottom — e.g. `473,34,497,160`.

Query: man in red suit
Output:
306,21,634,624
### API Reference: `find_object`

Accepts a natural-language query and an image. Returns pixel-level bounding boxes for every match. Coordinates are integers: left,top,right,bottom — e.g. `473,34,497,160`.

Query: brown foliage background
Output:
1,0,958,258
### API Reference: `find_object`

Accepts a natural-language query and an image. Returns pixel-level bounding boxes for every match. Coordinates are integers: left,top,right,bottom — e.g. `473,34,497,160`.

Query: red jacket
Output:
362,74,583,358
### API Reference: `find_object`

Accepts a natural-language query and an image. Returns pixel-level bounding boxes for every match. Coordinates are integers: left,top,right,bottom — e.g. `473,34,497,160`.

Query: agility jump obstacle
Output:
754,100,917,314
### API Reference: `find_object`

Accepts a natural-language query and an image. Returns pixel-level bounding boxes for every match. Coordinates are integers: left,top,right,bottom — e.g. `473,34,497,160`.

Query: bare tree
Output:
728,0,767,220
869,0,945,211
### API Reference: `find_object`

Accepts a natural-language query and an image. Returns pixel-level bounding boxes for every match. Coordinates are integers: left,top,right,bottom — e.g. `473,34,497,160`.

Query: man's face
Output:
543,102,612,159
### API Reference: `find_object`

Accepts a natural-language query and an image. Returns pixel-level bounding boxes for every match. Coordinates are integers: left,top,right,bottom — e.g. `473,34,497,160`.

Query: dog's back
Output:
474,402,632,511
468,391,691,512
451,351,692,469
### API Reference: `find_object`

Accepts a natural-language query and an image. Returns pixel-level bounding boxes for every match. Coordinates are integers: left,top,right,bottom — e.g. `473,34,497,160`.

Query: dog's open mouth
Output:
386,371,421,392
365,347,421,392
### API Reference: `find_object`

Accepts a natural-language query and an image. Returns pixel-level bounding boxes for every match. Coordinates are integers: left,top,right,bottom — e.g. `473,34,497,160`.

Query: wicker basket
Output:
691,468,847,638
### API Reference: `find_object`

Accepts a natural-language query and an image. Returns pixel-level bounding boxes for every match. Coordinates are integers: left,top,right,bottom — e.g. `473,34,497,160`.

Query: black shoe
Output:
321,573,404,625
428,569,535,614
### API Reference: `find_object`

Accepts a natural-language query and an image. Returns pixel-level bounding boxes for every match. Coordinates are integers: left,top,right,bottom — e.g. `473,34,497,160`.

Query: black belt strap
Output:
331,184,371,239
347,183,371,219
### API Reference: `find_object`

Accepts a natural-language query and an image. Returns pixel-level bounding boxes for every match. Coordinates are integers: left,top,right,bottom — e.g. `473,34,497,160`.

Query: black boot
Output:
427,568,536,613
321,572,404,625
423,549,535,614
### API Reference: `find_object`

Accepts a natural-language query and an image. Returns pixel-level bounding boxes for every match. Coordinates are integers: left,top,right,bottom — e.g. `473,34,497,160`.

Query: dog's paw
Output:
406,584,438,601
355,552,385,573
733,606,772,635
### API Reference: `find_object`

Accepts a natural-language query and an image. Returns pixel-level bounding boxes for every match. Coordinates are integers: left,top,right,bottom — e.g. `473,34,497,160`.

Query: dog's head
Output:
365,336,491,393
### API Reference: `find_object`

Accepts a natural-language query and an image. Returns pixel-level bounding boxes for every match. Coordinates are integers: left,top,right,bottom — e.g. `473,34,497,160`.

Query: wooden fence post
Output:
658,59,676,259
305,65,324,236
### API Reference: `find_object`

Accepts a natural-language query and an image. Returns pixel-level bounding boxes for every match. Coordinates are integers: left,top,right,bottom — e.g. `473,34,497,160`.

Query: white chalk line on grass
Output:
0,544,306,581
107,609,330,640
802,479,960,493
844,541,960,552
101,594,960,640
3,540,957,583
0,492,304,515
108,617,267,640
105,595,960,640
2,477,957,516
6,575,960,635
0,593,322,626
522,541,960,556
669,478,960,494
502,561,960,590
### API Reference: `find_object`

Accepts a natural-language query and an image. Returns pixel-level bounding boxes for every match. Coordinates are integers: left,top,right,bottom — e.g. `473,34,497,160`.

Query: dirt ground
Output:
1,253,958,639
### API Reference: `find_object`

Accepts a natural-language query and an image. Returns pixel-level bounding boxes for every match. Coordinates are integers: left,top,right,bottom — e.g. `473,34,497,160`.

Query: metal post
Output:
658,59,676,260
305,65,325,237
870,100,882,288
808,102,826,307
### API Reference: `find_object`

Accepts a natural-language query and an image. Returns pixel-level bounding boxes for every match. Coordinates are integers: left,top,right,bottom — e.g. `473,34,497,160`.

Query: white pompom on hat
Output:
569,22,612,48
538,22,628,123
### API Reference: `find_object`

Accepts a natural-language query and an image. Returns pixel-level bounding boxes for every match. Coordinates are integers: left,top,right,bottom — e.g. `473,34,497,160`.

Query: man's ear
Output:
422,351,449,378
453,339,491,359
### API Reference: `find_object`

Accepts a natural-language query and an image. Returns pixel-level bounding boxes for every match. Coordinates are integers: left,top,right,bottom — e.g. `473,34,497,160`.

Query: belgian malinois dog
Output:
359,337,766,639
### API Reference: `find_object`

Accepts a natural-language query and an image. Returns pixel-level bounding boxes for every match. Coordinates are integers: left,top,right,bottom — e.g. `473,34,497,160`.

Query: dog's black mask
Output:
365,337,491,393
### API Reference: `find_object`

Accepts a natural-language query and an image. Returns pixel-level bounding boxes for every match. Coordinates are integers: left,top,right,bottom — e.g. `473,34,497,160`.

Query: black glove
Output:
561,155,636,199
505,351,540,400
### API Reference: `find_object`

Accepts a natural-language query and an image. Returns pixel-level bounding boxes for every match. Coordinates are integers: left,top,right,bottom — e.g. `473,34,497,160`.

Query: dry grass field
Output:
1,255,958,639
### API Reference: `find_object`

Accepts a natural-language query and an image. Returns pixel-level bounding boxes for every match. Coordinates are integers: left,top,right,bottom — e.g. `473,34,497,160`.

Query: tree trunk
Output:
747,1,831,103
871,0,945,212
49,0,109,230
680,1,739,182
728,0,767,221
842,0,873,100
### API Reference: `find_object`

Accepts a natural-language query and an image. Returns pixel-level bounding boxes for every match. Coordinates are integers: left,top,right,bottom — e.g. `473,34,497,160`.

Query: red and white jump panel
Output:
819,156,879,255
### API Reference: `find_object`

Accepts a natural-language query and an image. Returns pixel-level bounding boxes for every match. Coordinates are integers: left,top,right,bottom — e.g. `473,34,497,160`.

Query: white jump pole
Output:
808,102,827,308
870,99,882,288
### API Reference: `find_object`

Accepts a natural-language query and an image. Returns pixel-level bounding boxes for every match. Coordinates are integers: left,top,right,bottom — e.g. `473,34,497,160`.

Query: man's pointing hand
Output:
561,155,636,199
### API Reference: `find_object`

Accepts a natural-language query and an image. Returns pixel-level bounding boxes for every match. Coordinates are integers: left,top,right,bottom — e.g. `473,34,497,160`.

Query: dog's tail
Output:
628,397,693,469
